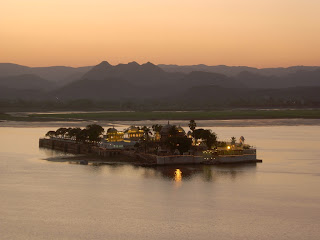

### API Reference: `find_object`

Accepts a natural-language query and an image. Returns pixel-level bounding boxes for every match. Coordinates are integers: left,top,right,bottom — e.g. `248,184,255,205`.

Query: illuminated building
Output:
160,123,186,141
105,127,124,142
127,126,144,141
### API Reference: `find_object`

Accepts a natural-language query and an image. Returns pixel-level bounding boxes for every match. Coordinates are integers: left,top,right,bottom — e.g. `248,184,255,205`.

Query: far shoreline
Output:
1,109,320,122
1,118,320,128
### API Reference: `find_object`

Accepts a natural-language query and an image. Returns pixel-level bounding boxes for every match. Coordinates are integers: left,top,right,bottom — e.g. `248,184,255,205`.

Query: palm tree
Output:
231,136,236,146
239,136,245,145
188,120,197,132
152,124,162,141
141,126,152,153
141,126,152,139
152,124,162,133
188,120,197,145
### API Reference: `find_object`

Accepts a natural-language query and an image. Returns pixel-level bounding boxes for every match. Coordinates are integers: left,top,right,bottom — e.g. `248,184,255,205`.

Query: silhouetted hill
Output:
82,61,175,86
0,85,45,100
235,71,280,88
1,62,319,89
235,68,320,88
1,61,320,109
0,63,33,76
0,63,93,85
284,69,320,87
32,66,93,84
54,77,146,100
81,61,113,80
158,64,320,77
158,64,258,76
179,71,245,88
50,61,320,102
175,85,320,108
0,74,55,90
54,61,247,101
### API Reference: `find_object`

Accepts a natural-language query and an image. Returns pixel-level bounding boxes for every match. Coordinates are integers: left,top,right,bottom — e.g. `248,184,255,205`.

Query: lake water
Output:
1,121,320,239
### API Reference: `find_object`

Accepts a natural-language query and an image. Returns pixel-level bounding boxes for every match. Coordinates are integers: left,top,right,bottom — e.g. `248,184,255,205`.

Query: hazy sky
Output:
1,0,320,67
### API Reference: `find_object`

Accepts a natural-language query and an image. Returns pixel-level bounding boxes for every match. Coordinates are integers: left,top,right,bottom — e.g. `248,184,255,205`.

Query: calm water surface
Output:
1,122,320,239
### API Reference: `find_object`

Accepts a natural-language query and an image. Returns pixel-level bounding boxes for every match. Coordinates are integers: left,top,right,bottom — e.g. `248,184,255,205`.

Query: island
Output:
39,120,261,166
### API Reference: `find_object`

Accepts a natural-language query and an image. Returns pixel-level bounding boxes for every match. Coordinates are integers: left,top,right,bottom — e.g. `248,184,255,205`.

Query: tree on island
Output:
193,129,217,149
45,130,56,138
203,130,217,149
66,128,82,142
56,128,68,138
217,141,227,147
168,125,179,137
152,124,163,134
193,128,203,145
231,136,236,146
152,124,162,142
86,124,104,143
45,124,104,144
141,126,152,138
239,136,245,145
140,126,152,153
77,129,89,143
164,125,192,154
188,120,197,133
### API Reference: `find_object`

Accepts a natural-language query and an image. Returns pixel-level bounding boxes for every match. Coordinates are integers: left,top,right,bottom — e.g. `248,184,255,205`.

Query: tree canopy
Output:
193,128,217,149
164,125,192,154
152,124,162,133
188,120,197,132
45,124,104,144
86,124,105,143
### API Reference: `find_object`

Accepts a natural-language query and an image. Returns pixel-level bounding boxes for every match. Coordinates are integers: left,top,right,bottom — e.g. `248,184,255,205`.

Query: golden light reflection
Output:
174,169,182,182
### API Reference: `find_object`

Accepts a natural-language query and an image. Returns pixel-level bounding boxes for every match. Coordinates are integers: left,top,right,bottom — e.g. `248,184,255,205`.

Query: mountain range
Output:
0,61,320,108
0,63,92,86
158,64,320,77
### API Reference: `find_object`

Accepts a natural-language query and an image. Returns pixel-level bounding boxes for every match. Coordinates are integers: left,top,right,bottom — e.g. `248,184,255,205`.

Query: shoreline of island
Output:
39,121,261,166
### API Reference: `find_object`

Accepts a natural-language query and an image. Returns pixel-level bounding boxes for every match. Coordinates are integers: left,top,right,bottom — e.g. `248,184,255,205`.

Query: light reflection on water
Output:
1,124,320,240
59,159,258,183
174,169,182,182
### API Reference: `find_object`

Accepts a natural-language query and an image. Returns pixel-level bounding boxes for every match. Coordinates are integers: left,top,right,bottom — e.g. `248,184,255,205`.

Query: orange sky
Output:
1,0,320,67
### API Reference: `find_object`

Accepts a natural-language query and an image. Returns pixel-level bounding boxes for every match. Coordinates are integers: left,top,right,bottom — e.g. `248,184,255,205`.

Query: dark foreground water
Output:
1,122,320,239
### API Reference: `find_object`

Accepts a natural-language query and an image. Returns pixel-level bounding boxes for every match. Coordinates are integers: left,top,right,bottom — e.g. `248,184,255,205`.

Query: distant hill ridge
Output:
1,62,320,79
1,61,320,103
158,64,320,77
0,63,93,84
0,74,54,90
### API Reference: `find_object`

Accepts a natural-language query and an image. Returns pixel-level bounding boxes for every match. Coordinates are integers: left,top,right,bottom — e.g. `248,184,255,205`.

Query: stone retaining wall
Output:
39,138,92,154
216,154,257,163
39,138,259,165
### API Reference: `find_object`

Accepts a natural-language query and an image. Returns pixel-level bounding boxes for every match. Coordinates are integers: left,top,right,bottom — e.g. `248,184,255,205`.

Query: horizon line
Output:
1,61,320,70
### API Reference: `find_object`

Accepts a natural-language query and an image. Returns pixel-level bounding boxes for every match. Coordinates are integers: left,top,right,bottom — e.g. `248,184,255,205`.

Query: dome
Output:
129,126,139,132
107,127,118,133
160,124,172,135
